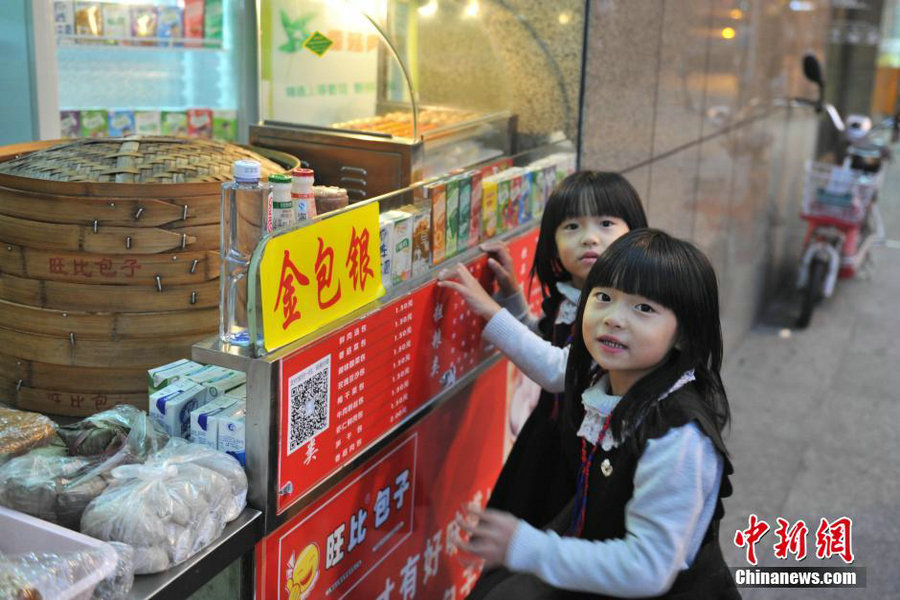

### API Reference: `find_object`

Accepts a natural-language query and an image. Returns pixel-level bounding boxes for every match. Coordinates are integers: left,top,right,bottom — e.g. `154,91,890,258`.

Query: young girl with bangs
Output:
461,229,739,599
438,171,647,530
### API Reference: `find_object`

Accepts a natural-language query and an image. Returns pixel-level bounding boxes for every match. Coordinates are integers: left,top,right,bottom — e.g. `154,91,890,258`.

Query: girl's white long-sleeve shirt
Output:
482,283,580,393
503,383,724,598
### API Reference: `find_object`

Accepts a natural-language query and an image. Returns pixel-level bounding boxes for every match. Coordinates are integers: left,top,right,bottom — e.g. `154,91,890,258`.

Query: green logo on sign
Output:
278,9,315,53
303,31,333,57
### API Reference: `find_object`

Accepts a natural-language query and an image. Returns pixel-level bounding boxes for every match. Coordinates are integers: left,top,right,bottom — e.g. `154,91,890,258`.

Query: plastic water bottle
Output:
220,159,270,346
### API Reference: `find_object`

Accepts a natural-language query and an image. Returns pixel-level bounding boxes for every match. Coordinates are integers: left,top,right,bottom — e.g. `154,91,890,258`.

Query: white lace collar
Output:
555,281,582,325
576,370,697,449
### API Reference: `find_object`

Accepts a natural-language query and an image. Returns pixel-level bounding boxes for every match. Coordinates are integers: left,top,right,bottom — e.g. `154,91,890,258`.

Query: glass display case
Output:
250,0,585,198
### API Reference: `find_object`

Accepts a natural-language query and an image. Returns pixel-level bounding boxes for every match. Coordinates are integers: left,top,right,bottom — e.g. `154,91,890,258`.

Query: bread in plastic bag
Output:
57,405,141,457
0,547,117,600
80,438,247,574
0,405,167,528
90,542,134,600
0,405,57,465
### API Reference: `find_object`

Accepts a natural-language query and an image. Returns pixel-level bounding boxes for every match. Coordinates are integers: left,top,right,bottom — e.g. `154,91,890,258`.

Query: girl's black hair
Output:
564,228,731,454
530,171,648,336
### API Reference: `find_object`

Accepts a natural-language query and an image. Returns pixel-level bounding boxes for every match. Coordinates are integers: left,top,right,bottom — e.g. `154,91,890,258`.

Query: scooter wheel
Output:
797,258,828,328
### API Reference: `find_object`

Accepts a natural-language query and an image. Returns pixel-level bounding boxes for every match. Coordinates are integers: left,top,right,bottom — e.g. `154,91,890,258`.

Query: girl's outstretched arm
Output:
456,506,519,570
480,240,540,332
437,263,503,320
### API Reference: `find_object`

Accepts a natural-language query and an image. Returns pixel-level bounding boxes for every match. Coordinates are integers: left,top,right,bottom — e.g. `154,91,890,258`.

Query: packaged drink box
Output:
183,0,203,48
409,206,432,277
524,167,539,219
481,175,498,239
161,110,188,136
107,110,135,136
148,358,205,392
384,209,413,284
80,109,108,137
458,175,471,250
188,108,213,138
55,1,75,40
102,2,129,44
74,2,103,42
187,365,245,403
509,169,525,228
429,182,446,265
157,6,183,46
225,382,246,400
203,0,224,48
542,165,557,209
496,177,510,234
129,5,157,46
59,111,80,138
217,401,246,466
517,169,532,224
213,109,237,141
190,395,240,448
149,380,207,438
378,213,395,291
445,178,459,257
135,110,161,135
468,170,482,245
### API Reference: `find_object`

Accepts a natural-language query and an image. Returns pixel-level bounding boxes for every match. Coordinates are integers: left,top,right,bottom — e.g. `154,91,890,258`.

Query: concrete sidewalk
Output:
718,157,900,598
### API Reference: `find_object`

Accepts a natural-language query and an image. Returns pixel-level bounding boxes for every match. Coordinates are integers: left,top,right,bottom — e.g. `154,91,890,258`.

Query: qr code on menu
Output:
287,355,331,454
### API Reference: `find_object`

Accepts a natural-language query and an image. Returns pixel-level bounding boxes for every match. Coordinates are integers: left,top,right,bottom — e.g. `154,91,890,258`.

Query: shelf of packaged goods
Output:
57,35,224,51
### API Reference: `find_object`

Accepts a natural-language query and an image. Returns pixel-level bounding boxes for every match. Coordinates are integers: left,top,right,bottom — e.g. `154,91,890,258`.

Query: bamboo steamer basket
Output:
0,136,299,416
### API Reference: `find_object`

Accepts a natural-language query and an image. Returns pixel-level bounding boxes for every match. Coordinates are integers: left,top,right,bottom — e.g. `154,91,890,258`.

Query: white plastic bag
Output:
0,547,117,600
81,439,247,574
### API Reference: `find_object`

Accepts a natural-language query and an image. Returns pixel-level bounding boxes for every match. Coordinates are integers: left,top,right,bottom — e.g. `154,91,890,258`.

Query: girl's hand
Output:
456,506,520,570
480,241,521,298
436,263,502,321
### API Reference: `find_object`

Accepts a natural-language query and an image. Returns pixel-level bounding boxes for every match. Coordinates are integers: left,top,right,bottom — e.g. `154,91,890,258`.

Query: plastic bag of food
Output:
0,404,57,465
91,542,135,600
0,547,117,600
0,406,167,528
81,438,247,574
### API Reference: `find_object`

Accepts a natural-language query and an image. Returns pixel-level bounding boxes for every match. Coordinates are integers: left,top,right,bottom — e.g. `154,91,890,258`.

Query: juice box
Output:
149,380,207,438
481,175,498,239
428,182,446,265
543,164,557,207
445,178,459,257
157,6,183,47
213,109,237,141
59,111,80,138
183,0,203,48
409,205,432,277
55,1,75,40
190,395,239,447
496,177,510,234
187,108,213,138
107,110,135,136
102,2,129,44
458,175,471,250
378,213,395,291
187,366,245,403
203,0,224,48
135,110,161,135
75,2,103,43
217,401,246,466
509,169,524,228
161,110,188,136
384,209,412,284
468,170,482,245
147,358,205,392
129,5,157,46
80,109,108,137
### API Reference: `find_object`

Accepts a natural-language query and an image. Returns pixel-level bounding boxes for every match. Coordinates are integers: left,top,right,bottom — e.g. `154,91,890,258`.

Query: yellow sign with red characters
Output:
260,202,382,351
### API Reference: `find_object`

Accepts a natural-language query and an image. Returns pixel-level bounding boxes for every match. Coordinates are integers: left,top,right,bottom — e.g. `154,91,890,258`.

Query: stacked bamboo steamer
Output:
0,136,298,416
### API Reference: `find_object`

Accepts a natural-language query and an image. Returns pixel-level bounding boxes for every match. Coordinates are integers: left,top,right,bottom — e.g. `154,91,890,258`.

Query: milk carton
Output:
190,395,240,448
410,205,432,277
379,213,395,291
147,358,204,392
217,401,246,466
149,380,206,438
188,366,245,403
384,209,412,284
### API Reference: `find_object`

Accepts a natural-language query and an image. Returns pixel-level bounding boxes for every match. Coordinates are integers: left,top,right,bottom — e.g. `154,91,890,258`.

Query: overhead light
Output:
789,0,815,10
730,8,743,19
418,0,438,17
721,27,736,39
464,0,479,17
558,12,572,25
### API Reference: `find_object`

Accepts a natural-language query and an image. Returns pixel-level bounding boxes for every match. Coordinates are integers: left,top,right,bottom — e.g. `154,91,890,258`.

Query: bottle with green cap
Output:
269,173,296,231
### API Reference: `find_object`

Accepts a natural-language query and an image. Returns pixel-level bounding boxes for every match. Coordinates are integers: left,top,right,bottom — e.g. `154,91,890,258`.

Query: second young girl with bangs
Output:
438,171,647,529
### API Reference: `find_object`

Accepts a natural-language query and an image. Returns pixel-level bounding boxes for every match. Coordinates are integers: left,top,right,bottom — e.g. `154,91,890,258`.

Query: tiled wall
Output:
581,0,831,351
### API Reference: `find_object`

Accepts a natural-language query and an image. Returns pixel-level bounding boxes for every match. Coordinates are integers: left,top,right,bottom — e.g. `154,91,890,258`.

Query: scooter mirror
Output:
802,54,824,87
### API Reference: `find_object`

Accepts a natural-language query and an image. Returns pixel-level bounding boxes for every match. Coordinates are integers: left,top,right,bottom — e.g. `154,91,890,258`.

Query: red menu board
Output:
277,227,540,512
259,359,509,600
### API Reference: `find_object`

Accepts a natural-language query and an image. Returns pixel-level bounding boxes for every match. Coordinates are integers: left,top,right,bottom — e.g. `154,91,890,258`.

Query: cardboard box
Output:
183,0,203,48
161,110,188,136
80,109,108,137
157,5,183,46
149,380,206,438
102,2,129,43
225,382,246,400
187,366,245,403
429,182,446,265
147,358,204,391
213,109,237,141
468,170,482,245
482,175,498,239
217,401,246,466
107,110,135,136
458,175,471,250
445,178,459,257
379,213,395,291
135,110,162,135
188,108,213,138
408,205,431,277
59,110,80,138
190,395,240,447
54,1,76,39
496,177,510,234
384,209,412,284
